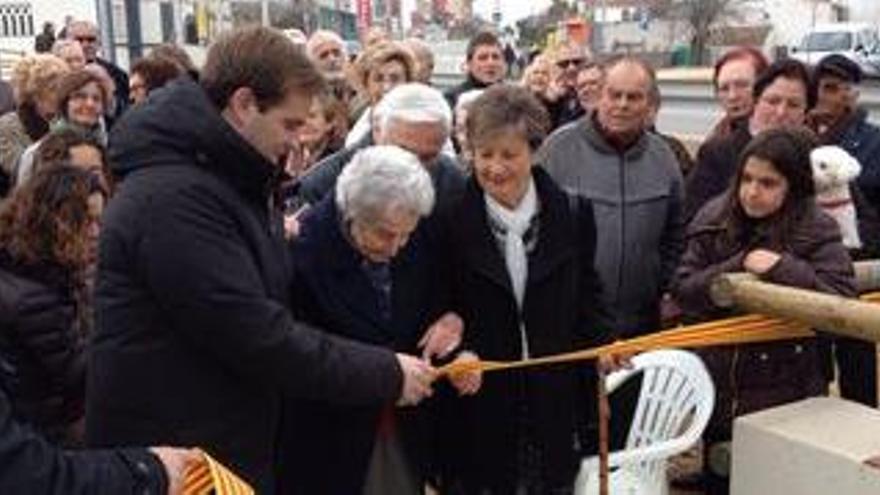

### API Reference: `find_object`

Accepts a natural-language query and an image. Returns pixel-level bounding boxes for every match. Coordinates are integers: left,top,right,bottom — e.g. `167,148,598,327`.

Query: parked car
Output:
790,23,880,78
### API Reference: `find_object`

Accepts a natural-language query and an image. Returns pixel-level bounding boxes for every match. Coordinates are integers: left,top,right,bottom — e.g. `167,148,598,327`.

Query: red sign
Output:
357,0,372,29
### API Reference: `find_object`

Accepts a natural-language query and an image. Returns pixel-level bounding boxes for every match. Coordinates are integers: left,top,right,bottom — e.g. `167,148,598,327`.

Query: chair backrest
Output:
606,349,715,483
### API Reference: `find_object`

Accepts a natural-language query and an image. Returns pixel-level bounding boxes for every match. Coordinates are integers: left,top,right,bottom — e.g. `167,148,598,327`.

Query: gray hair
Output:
373,83,452,137
306,30,345,56
335,145,435,223
455,88,484,114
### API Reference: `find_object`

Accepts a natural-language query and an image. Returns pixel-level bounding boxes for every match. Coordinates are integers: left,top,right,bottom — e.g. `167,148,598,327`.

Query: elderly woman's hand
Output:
418,312,464,361
448,351,482,396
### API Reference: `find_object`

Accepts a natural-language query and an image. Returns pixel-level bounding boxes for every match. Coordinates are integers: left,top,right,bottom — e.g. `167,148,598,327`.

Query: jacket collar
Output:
110,78,279,204
305,197,392,333
580,112,649,160
457,169,577,297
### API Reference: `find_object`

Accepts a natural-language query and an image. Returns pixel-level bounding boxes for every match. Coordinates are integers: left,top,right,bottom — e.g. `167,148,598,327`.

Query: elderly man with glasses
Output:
546,41,591,129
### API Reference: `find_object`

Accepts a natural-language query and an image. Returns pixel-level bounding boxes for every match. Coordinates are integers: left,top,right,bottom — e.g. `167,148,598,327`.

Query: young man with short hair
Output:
86,26,436,493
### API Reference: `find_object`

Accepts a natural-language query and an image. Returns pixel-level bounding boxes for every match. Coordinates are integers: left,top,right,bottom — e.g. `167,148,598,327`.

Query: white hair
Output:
335,145,435,223
306,30,346,57
455,89,484,114
372,83,452,137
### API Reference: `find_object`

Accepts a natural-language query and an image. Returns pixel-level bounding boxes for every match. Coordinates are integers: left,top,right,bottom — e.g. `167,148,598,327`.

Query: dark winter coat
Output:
95,58,129,125
0,382,168,494
86,77,403,493
0,253,84,444
684,121,752,222
280,194,448,494
437,169,611,491
673,196,855,441
443,74,494,113
296,133,373,205
819,108,880,212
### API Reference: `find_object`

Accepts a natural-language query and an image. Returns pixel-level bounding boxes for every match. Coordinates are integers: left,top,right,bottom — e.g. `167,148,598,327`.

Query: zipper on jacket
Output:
617,153,626,324
730,345,740,423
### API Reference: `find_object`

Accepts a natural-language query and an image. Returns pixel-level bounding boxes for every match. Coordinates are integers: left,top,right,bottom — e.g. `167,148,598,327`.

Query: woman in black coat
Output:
282,145,462,495
438,85,611,494
0,165,105,446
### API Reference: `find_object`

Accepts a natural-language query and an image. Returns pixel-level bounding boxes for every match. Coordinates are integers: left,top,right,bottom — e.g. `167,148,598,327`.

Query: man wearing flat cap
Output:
810,54,880,206
808,53,880,409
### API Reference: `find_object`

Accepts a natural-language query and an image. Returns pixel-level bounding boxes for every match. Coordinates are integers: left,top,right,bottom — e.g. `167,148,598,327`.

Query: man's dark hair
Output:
466,31,502,61
722,127,819,247
814,53,862,85
131,57,182,95
753,59,815,109
201,26,326,112
148,43,199,80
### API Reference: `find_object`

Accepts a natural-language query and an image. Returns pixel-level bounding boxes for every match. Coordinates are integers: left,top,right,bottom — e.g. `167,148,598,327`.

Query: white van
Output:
790,23,880,77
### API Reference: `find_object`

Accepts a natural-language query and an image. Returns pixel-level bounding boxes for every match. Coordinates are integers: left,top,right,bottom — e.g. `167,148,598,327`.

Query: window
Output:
803,32,853,52
0,2,33,38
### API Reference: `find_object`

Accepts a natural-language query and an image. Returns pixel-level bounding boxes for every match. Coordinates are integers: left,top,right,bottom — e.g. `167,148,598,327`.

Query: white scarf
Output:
485,179,538,359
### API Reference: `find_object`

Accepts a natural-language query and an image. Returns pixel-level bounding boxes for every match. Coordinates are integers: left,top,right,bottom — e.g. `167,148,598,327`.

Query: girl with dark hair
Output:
32,128,112,193
673,127,855,488
0,165,106,446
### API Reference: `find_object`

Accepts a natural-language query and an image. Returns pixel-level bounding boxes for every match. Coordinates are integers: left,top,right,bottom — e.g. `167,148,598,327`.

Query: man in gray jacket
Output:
539,56,684,338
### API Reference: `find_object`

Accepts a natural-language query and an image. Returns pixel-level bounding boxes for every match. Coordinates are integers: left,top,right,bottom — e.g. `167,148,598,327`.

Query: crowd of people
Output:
0,19,879,495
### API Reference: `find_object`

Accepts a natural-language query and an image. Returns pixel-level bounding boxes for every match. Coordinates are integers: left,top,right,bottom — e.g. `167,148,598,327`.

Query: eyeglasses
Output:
74,36,97,43
556,58,585,69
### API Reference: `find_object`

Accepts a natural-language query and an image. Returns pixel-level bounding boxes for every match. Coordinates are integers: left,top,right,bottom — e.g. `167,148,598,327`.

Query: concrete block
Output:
731,397,880,495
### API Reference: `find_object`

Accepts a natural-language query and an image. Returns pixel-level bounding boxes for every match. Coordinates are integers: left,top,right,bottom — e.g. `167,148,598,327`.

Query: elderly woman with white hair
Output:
280,145,466,495
306,30,347,79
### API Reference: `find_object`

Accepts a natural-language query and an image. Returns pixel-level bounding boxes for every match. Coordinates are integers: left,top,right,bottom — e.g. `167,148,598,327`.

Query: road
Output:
655,80,880,140
434,71,880,141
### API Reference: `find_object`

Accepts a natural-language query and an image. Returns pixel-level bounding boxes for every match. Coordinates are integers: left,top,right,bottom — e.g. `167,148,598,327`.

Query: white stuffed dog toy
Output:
810,145,862,249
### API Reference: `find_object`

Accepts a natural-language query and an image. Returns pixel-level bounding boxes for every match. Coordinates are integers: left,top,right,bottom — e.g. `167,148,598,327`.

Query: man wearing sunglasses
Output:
67,20,129,123
546,41,590,129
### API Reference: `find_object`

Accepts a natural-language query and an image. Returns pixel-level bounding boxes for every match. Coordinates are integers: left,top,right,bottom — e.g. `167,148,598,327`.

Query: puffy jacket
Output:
0,252,84,444
0,381,168,494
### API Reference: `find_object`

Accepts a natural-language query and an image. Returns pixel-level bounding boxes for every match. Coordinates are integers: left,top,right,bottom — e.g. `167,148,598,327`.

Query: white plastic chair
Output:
574,349,715,495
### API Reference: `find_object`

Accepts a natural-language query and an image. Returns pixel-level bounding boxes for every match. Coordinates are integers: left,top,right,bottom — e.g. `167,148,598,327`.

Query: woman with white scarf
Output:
435,84,613,495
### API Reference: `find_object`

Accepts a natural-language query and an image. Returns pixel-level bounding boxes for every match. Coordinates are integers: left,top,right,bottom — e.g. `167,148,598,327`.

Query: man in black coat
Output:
86,26,435,493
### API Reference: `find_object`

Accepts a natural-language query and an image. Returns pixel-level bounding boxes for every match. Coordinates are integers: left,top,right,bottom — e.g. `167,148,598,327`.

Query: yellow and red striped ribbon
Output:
183,449,254,495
